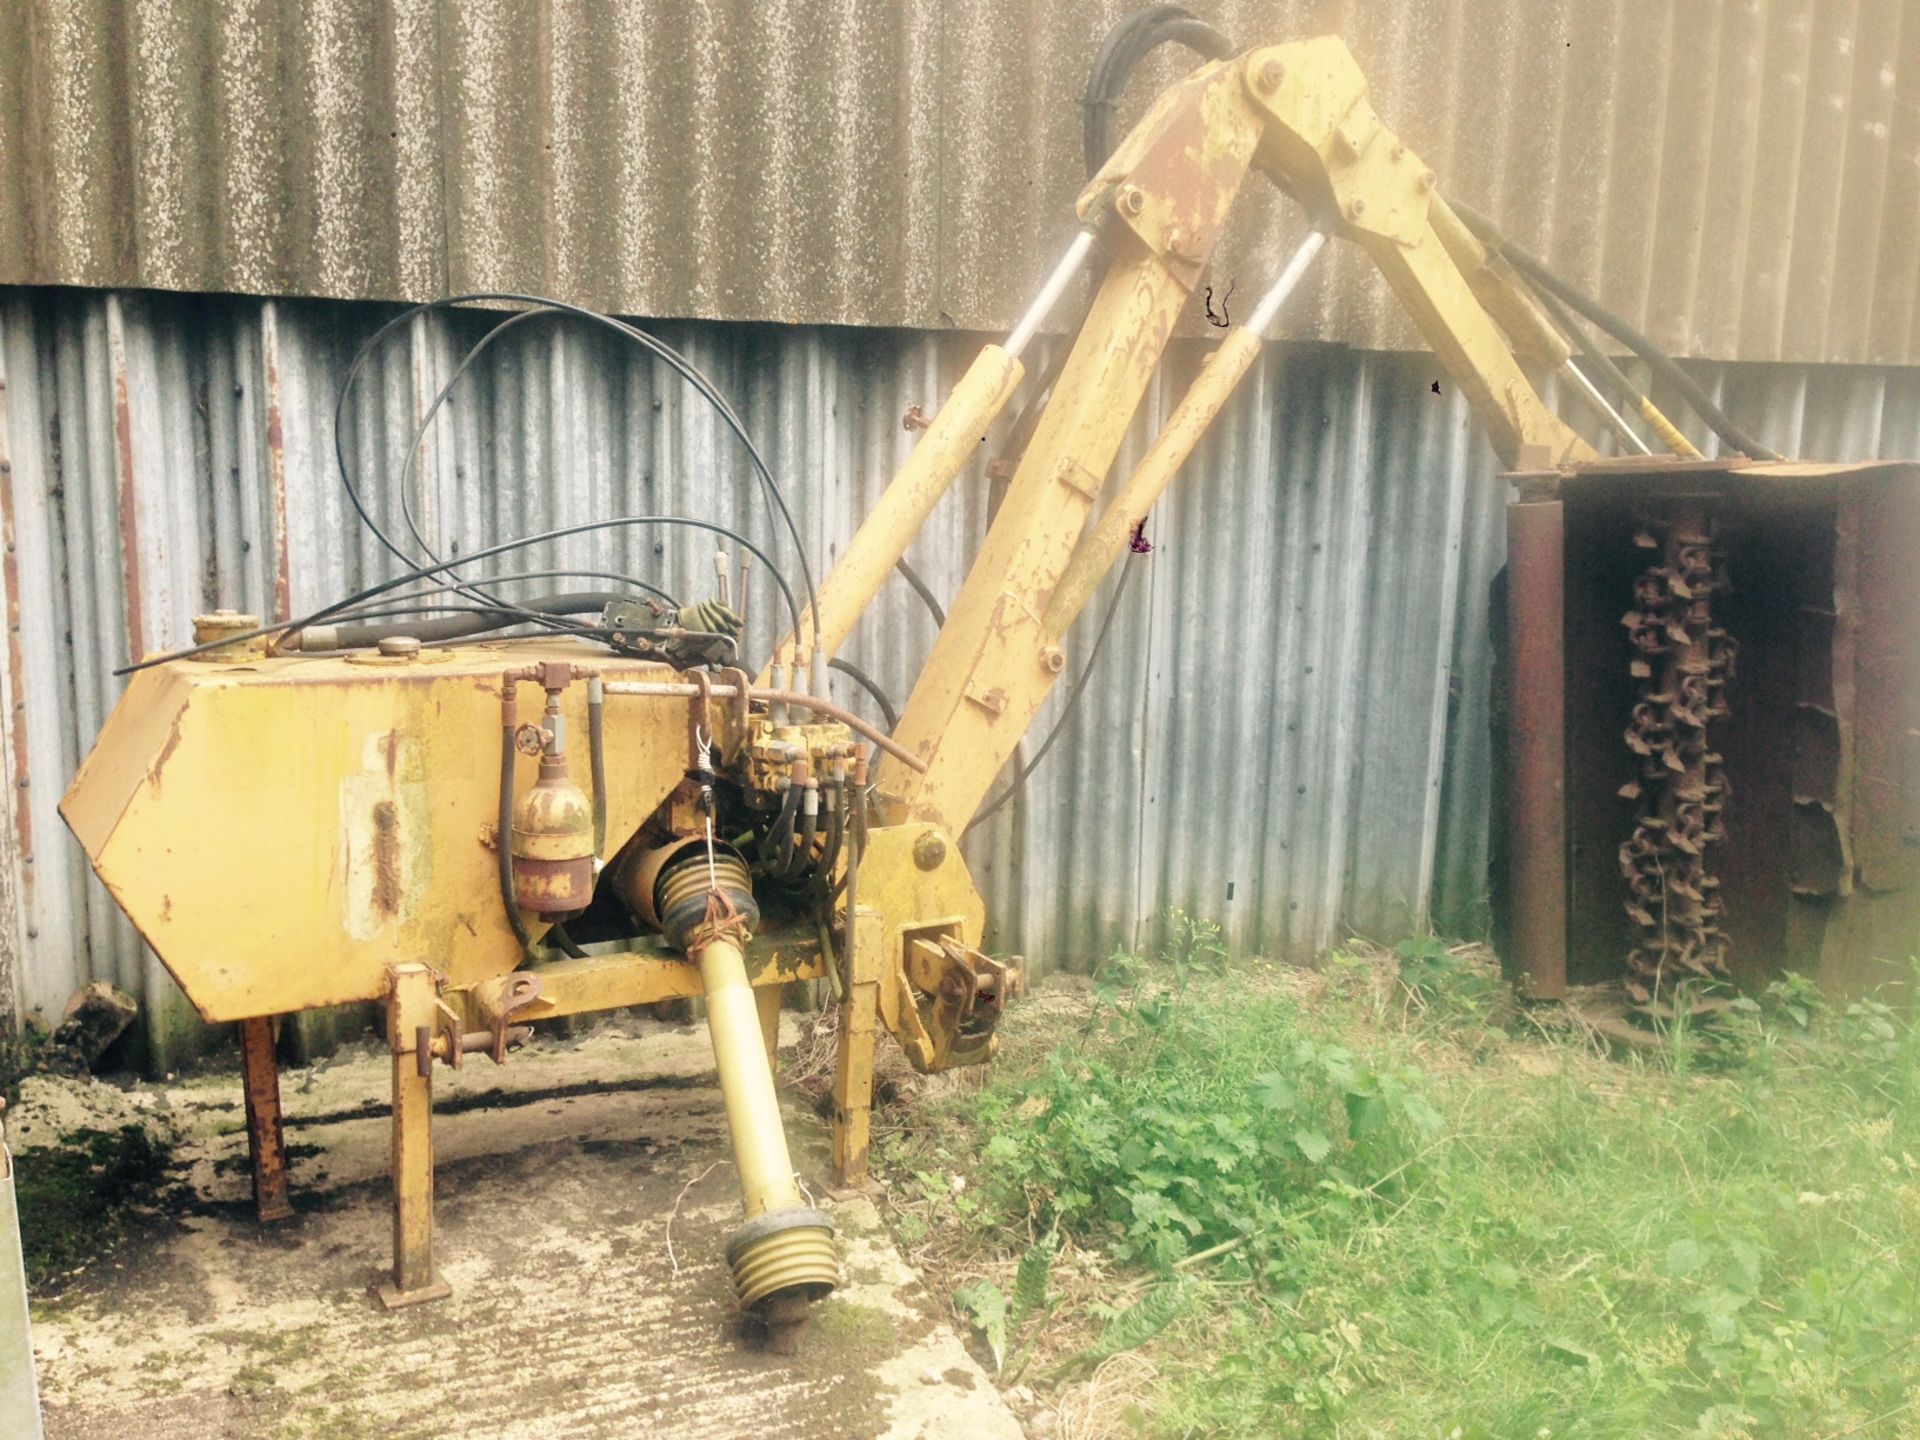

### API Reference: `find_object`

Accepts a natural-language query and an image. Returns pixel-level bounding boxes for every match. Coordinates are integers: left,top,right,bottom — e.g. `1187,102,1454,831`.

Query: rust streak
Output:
262,311,292,622
0,376,32,869
371,799,403,915
150,709,187,779
112,345,147,662
239,1016,295,1223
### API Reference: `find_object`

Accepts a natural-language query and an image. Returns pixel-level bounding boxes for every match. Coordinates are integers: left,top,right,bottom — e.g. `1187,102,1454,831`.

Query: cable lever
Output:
694,726,719,893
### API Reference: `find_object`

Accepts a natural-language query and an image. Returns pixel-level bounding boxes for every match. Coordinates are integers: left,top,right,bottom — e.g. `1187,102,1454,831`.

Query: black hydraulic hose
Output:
588,678,607,858
548,923,589,959
792,782,820,880
389,308,553,599
302,566,679,629
118,514,801,675
893,557,946,628
819,772,846,882
1449,200,1784,461
326,591,623,648
762,780,799,876
1082,6,1235,176
828,656,898,732
499,699,533,955
1525,282,1654,436
333,292,821,646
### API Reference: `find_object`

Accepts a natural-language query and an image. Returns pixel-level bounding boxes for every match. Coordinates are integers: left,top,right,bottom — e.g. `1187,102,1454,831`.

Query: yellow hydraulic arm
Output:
772,36,1602,836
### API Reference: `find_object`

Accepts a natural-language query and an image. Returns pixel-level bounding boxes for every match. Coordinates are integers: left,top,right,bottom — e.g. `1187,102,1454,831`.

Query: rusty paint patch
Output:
371,798,403,915
150,709,187,779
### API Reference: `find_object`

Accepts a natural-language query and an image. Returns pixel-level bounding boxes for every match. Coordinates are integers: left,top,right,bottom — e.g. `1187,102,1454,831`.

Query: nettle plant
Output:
979,941,1441,1276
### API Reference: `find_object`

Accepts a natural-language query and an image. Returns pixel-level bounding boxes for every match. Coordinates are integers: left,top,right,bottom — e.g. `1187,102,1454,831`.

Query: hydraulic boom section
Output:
769,36,1593,838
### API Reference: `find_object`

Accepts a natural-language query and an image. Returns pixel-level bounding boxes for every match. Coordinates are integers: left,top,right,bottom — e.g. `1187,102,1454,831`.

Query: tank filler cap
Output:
188,609,267,663
377,635,423,660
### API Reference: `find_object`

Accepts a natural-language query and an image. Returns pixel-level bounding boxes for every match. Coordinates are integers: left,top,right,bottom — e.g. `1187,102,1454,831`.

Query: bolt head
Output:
1257,58,1285,92
1040,645,1067,675
1418,170,1437,191
1348,197,1368,219
1118,184,1145,216
912,831,948,871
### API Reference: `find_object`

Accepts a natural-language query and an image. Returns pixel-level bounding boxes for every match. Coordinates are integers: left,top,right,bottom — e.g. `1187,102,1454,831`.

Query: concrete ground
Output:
16,1013,1022,1440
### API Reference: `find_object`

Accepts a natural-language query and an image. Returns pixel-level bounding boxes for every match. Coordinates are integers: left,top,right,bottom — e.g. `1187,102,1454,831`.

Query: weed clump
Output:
890,931,1920,1437
974,947,1439,1275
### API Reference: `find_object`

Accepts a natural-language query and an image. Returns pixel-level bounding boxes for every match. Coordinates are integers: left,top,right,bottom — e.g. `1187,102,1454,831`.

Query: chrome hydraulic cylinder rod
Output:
1045,229,1325,637
763,231,1096,683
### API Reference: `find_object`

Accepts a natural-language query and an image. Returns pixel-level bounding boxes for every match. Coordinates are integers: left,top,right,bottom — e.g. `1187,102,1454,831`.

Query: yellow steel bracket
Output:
901,934,1017,1071
843,821,1011,1073
1239,38,1593,469
884,60,1262,833
1079,56,1266,286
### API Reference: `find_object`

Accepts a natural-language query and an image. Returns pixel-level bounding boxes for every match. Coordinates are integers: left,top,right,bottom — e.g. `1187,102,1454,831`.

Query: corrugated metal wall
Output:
3,0,1914,362
2,286,1917,1064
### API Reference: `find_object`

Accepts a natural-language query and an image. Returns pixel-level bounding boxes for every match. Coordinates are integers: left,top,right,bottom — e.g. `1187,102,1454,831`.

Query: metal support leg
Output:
832,908,881,1186
755,982,783,1072
377,963,451,1309
239,1016,294,1223
1507,498,1569,999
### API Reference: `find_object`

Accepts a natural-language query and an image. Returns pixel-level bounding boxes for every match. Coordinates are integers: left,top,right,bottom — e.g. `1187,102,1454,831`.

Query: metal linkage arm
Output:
760,234,1101,685
823,38,1596,836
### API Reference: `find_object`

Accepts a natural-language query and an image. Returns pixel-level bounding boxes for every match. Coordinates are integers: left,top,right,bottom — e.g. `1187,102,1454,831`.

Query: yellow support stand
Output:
377,963,452,1309
832,907,882,1188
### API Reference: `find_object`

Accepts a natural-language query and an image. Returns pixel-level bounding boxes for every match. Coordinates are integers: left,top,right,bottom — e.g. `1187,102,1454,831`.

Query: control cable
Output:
332,291,822,641
117,514,800,674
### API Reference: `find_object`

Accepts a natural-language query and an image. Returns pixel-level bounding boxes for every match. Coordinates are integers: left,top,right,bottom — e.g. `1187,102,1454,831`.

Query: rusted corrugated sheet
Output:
2,1,1913,362
0,284,1917,1064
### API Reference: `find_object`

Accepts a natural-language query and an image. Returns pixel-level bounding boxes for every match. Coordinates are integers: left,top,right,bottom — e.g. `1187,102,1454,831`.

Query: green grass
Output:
14,1123,174,1288
883,930,1920,1438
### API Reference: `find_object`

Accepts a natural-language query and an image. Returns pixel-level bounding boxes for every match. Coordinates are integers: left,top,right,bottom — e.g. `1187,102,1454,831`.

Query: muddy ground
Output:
13,1013,1021,1439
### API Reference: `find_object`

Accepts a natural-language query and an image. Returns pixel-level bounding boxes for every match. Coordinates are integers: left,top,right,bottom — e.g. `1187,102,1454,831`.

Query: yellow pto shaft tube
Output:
696,933,839,1308
642,840,838,1310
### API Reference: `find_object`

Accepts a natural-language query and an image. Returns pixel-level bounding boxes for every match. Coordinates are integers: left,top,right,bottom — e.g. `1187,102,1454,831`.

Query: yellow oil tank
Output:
59,642,691,1022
